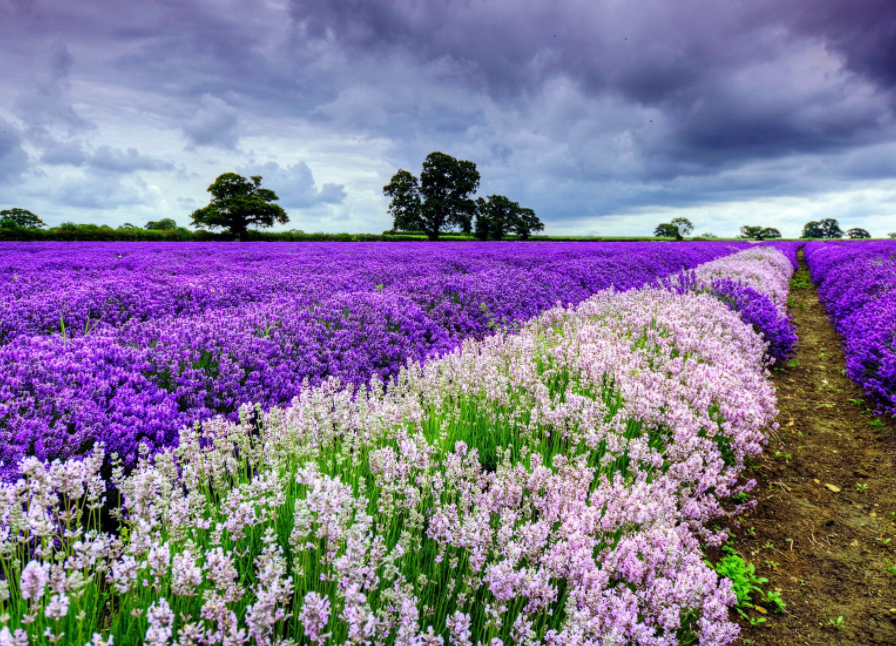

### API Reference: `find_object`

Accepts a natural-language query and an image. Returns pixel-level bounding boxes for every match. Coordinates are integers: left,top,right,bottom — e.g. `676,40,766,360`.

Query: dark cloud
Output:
240,161,347,209
0,0,894,230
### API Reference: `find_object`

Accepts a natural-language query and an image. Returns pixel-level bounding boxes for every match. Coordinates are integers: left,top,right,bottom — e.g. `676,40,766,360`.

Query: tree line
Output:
653,216,887,240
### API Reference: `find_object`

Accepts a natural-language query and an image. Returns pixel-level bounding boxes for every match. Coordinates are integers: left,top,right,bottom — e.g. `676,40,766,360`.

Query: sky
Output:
1,0,895,237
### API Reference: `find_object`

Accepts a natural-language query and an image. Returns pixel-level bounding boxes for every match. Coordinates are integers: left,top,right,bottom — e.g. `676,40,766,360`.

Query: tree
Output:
0,208,46,229
190,173,288,240
738,225,781,240
847,227,871,239
119,223,137,230
801,218,843,239
473,195,543,240
383,152,480,240
654,217,693,241
889,232,896,239
654,223,680,239
670,217,694,238
145,218,178,230
512,207,544,240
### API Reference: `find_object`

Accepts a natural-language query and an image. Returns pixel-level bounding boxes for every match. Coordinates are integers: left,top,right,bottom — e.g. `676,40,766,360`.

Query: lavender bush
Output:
0,247,794,646
0,242,755,474
805,240,896,415
660,245,798,364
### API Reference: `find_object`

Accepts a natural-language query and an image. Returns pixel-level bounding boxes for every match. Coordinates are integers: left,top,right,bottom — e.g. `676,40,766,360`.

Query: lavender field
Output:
0,241,758,476
806,240,896,416
0,242,801,646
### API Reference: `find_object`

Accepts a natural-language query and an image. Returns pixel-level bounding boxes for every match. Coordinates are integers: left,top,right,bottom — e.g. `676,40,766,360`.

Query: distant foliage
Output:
145,218,178,230
473,195,543,240
738,225,781,241
654,217,693,241
0,208,45,229
847,227,871,239
801,218,843,239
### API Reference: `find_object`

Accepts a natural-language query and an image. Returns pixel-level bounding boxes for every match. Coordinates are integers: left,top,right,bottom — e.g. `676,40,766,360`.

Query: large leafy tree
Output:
473,195,542,240
383,152,480,240
654,217,693,241
190,173,288,240
847,227,871,239
739,225,782,240
802,218,843,239
0,208,46,229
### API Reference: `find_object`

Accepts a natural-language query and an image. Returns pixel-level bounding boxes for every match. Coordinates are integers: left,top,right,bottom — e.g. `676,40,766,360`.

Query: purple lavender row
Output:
1,242,754,475
805,240,896,415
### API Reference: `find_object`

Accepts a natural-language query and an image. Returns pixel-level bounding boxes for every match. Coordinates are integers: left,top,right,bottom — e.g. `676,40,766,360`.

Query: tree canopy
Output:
145,218,178,230
738,225,782,240
801,218,843,239
0,208,46,229
473,195,543,240
847,227,871,239
653,217,693,241
190,173,288,240
383,152,481,240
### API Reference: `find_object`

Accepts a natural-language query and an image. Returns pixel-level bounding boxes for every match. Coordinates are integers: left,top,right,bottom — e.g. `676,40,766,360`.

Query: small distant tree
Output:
57,222,78,230
654,217,693,241
739,225,781,240
145,218,178,230
473,195,543,240
383,152,480,240
801,218,843,239
654,223,679,240
698,232,718,240
119,223,137,230
847,227,870,239
190,173,288,241
889,232,896,239
670,217,694,238
0,208,46,229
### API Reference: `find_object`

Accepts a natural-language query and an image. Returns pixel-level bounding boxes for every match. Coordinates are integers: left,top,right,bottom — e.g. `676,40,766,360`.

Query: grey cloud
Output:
0,117,29,184
14,41,94,139
89,146,174,173
183,94,240,149
241,161,347,209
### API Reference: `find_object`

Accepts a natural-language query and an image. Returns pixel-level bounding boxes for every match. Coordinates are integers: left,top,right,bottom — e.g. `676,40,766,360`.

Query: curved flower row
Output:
805,240,896,415
0,247,793,646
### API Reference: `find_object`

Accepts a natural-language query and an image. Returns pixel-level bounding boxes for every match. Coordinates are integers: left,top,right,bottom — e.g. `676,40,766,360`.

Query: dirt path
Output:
731,254,896,645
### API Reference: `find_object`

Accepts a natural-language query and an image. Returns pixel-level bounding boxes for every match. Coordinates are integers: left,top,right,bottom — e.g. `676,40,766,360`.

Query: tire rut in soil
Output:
728,250,896,645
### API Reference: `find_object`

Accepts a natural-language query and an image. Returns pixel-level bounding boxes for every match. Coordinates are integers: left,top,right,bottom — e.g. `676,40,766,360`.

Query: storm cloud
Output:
0,0,894,235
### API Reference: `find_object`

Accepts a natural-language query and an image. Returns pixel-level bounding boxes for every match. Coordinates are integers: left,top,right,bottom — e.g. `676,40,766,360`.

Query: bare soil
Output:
726,254,896,645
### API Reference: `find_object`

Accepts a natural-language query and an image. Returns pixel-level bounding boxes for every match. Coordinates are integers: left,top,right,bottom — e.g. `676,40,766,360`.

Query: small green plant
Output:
790,270,812,289
734,492,749,503
375,284,385,290
886,558,896,575
869,419,883,428
764,540,773,549
710,546,770,625
764,590,787,613
857,483,869,493
764,559,779,570
828,615,844,630
788,358,800,368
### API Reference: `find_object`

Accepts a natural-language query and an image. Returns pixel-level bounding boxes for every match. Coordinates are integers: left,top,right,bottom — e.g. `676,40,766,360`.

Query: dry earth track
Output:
730,252,896,645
